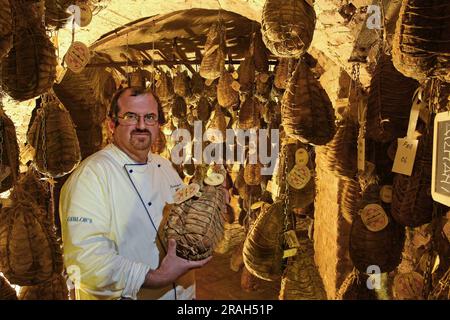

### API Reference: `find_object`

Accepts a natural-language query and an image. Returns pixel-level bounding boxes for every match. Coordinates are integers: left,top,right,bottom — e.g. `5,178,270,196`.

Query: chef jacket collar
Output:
106,143,154,167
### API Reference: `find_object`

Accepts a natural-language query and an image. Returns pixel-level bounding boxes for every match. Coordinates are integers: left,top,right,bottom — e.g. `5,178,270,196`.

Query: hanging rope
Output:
0,104,4,192
352,63,367,176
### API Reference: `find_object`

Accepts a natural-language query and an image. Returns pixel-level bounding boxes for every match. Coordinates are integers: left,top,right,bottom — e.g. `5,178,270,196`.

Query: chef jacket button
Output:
148,202,152,206
157,164,161,168
129,169,133,173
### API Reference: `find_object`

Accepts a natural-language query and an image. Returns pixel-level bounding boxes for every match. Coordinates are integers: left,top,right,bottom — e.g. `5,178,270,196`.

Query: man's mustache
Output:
131,129,151,134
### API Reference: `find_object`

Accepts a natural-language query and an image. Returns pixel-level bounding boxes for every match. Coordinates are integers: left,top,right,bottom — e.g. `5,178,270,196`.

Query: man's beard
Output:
129,129,152,150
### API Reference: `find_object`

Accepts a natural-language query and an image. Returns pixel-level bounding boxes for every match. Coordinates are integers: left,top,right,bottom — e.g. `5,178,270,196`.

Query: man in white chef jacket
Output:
59,86,211,300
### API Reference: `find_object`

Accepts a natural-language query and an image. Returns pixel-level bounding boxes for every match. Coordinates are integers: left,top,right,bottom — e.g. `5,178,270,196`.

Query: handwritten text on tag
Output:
392,138,418,176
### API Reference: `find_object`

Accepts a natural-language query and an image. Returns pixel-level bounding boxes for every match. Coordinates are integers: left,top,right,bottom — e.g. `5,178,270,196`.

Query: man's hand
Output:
143,239,212,289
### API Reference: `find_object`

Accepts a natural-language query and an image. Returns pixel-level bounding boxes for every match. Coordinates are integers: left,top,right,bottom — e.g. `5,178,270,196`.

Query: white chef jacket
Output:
59,143,195,300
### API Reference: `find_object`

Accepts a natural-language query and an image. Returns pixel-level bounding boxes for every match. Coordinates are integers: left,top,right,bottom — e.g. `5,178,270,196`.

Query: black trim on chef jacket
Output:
124,162,178,300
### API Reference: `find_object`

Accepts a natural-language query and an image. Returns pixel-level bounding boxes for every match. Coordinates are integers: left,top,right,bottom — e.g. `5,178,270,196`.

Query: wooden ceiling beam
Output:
172,38,196,74
85,59,277,68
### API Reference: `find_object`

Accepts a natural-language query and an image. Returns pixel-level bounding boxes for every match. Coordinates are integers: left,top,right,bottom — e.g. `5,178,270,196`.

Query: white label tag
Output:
357,135,365,172
64,41,91,74
266,180,274,193
393,87,423,176
418,252,440,274
231,162,240,172
357,99,367,172
282,248,298,259
250,201,266,210
407,95,422,139
392,138,419,176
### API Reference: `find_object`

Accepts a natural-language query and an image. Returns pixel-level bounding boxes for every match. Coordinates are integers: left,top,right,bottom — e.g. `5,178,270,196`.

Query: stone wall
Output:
314,148,353,299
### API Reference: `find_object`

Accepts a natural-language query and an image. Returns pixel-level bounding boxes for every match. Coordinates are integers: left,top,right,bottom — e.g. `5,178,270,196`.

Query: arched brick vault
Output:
3,0,415,299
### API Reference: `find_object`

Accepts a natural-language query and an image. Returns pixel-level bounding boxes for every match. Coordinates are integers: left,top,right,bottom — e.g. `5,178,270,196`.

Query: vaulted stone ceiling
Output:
3,0,401,169
56,0,399,86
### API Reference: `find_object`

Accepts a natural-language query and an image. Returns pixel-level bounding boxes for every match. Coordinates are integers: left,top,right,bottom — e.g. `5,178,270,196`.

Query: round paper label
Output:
295,148,309,166
287,165,311,190
379,185,393,203
360,204,389,232
173,183,200,204
64,41,91,74
393,272,424,300
207,165,226,178
204,173,225,186
78,4,92,27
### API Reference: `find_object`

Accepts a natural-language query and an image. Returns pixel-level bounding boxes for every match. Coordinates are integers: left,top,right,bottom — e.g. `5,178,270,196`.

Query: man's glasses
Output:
116,112,159,126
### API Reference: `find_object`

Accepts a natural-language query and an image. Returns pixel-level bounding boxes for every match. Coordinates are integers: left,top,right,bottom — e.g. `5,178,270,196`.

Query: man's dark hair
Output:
108,86,166,126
